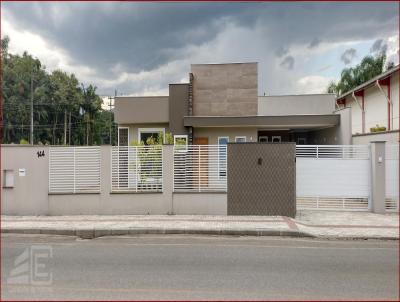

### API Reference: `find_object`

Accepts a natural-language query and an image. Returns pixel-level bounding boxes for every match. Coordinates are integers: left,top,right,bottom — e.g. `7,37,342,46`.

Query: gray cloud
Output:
2,2,398,95
308,38,321,49
280,56,295,70
340,48,357,65
275,46,289,58
370,39,388,55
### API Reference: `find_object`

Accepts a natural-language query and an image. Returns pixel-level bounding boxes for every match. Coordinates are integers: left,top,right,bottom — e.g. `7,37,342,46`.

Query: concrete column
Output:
162,145,174,214
100,145,112,214
370,141,386,214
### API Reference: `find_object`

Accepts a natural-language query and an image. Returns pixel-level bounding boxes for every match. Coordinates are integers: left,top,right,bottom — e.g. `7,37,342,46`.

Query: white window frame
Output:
235,136,246,143
118,127,129,146
138,128,166,144
174,135,188,145
174,135,188,152
218,136,229,145
272,136,281,143
259,136,268,143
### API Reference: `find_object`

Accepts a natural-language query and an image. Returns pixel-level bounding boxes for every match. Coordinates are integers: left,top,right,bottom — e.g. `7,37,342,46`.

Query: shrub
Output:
370,124,386,133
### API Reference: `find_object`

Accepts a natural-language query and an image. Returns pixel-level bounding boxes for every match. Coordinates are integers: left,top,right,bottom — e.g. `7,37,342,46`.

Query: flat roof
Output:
259,93,335,97
191,62,257,66
184,114,339,129
114,95,168,98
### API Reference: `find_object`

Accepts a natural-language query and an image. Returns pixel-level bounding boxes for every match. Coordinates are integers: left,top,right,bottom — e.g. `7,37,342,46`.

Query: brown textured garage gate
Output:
227,143,296,217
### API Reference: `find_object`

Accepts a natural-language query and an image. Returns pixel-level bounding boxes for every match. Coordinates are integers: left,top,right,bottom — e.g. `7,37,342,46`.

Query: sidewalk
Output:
296,210,399,239
1,211,398,239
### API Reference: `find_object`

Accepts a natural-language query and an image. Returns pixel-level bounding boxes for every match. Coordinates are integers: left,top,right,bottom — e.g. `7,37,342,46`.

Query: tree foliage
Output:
327,54,387,96
1,36,117,145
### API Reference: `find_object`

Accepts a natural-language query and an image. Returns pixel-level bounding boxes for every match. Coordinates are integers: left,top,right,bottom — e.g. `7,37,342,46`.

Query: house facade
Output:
115,62,352,146
337,65,399,144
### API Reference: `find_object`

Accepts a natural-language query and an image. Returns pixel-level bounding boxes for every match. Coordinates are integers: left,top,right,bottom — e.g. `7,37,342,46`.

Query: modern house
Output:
114,62,352,146
337,65,399,144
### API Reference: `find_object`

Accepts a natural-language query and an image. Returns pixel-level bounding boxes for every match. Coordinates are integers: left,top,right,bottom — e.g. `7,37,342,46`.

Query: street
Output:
1,234,398,300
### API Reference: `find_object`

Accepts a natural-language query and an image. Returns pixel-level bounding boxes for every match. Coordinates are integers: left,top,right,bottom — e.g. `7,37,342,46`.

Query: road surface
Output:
1,234,398,300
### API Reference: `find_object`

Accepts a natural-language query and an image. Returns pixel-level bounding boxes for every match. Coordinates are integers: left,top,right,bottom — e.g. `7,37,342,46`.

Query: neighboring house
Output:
114,62,352,146
337,65,399,144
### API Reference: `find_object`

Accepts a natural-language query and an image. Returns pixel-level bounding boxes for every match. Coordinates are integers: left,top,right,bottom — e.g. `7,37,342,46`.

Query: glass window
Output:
118,128,129,146
218,137,229,145
272,136,281,143
138,128,165,145
259,136,268,143
235,136,246,143
174,135,188,146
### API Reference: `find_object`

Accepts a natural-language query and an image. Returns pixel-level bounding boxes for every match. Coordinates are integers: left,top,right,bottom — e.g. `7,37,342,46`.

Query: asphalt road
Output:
1,234,398,300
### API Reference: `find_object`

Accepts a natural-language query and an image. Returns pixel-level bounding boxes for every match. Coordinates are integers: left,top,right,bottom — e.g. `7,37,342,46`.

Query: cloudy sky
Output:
2,2,399,98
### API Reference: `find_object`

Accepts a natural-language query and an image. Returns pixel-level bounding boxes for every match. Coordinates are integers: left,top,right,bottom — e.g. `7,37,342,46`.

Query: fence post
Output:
73,147,76,194
198,145,201,193
370,141,386,214
162,145,174,214
135,146,138,193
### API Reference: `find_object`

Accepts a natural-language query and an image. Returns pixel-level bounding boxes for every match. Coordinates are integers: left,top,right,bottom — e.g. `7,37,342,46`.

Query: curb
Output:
1,228,315,239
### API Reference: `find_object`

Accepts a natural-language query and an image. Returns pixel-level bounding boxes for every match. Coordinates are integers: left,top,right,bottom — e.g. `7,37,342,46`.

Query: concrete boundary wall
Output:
1,145,227,215
1,143,395,215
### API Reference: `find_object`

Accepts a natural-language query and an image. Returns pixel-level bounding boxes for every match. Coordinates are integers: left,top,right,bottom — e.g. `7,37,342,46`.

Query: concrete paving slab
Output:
1,211,398,239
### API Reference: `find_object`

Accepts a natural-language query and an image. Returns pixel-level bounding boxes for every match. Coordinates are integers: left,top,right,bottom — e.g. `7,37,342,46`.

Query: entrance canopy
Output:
183,114,339,129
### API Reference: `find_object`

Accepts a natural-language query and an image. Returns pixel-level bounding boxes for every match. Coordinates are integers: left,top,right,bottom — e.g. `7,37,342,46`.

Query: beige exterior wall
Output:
118,123,169,144
258,94,335,116
193,127,258,144
1,145,228,215
364,85,389,131
308,107,352,145
1,146,50,215
353,130,399,144
346,95,363,134
173,194,227,215
114,96,169,124
191,63,258,116
341,70,399,135
391,72,399,130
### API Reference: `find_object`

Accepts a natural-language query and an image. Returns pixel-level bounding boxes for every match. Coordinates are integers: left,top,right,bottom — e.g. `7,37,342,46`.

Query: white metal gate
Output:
173,145,227,192
111,146,163,192
296,145,370,211
49,147,101,193
386,144,399,211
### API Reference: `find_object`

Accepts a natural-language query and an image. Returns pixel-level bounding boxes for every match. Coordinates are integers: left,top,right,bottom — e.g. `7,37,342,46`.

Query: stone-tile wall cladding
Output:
191,63,258,116
227,143,296,217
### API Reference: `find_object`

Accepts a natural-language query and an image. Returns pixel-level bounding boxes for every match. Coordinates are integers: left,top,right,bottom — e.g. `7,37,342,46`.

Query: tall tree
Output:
2,36,115,145
327,54,386,96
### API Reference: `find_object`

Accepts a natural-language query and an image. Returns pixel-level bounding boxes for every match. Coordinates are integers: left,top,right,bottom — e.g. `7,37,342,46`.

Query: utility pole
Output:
68,112,71,145
108,96,112,145
64,109,67,145
30,72,34,145
108,89,117,145
86,113,89,146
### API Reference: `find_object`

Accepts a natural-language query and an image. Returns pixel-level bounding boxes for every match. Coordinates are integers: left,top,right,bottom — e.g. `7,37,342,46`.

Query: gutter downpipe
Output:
351,91,365,133
375,79,392,130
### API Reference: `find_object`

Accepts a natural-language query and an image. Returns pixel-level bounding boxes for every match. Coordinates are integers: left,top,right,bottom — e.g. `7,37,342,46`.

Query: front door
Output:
194,137,208,145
